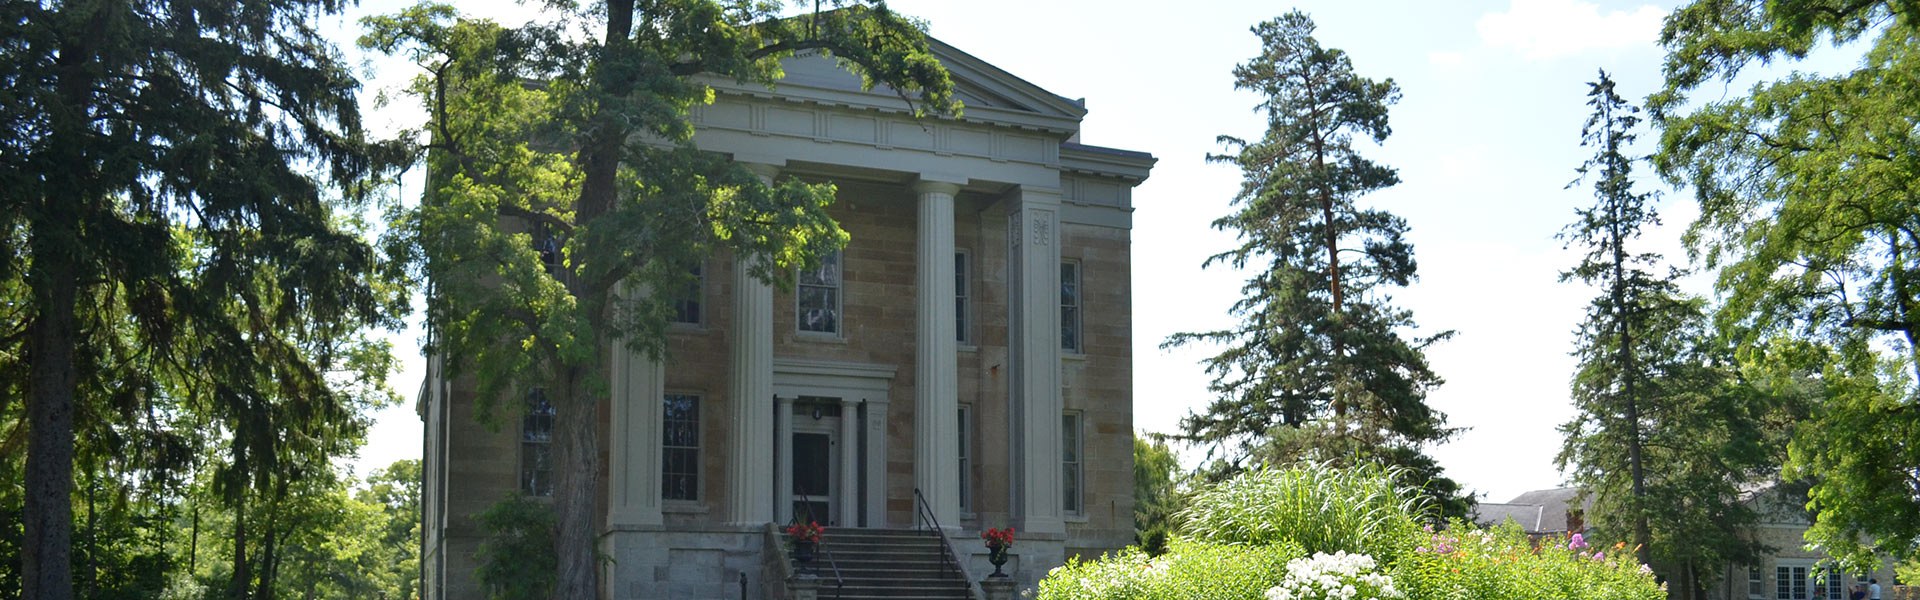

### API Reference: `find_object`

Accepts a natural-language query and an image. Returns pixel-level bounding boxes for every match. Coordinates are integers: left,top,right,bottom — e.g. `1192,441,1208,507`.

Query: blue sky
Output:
345,0,1728,503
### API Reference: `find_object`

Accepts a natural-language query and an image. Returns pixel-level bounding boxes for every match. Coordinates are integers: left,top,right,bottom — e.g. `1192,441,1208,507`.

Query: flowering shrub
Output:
1034,462,1667,600
984,527,1016,552
1394,522,1662,600
1264,551,1400,600
1036,541,1304,600
784,521,823,544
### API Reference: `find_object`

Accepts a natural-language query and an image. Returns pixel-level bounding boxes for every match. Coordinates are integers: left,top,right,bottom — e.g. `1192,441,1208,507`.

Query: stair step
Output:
788,527,974,599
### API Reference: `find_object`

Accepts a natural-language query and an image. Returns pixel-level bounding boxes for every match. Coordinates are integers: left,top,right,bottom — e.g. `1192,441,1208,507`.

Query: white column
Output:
912,178,963,528
1007,186,1064,536
608,333,665,526
727,161,782,526
864,400,889,528
837,397,860,528
775,395,795,524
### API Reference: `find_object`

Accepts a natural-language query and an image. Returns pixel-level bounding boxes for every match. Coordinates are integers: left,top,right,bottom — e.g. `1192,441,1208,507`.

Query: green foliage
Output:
475,495,557,600
1178,463,1425,564
1,0,409,594
1164,11,1464,516
1133,435,1184,555
1036,541,1303,600
1653,0,1920,564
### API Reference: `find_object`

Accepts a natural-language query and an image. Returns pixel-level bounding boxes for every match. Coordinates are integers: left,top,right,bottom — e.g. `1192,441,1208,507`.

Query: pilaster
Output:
837,397,860,528
864,400,890,528
1006,186,1064,536
912,178,963,528
775,395,795,523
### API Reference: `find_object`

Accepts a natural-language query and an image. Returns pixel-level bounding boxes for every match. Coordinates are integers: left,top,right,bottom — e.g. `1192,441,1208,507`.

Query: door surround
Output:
773,358,893,528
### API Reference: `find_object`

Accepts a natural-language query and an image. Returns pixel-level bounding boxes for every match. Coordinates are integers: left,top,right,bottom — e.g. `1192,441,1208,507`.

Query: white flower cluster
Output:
1263,551,1401,600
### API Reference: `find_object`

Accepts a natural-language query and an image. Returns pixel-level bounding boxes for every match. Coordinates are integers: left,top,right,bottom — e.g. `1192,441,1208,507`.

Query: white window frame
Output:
521,388,555,498
662,393,701,502
1749,567,1765,599
1062,411,1084,515
1060,260,1082,353
670,262,704,326
797,250,843,336
955,250,971,345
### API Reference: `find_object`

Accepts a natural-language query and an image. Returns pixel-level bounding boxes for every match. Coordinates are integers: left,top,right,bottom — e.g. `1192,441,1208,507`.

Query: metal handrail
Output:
793,494,844,599
912,487,957,580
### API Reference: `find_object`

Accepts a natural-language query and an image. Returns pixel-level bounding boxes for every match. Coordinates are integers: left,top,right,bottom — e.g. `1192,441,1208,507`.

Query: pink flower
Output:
1567,533,1588,551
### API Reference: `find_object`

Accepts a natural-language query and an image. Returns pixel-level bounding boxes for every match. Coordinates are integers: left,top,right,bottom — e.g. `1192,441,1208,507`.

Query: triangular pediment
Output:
765,35,1086,127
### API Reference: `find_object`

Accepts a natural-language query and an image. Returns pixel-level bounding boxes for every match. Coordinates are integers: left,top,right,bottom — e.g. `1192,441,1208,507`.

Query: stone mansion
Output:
416,36,1154,598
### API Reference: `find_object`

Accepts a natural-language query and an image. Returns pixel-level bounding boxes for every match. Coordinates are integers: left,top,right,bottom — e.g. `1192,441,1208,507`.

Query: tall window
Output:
1749,568,1764,598
955,251,971,344
1062,412,1083,514
662,394,700,501
798,250,842,334
1778,565,1809,600
521,388,555,497
958,405,972,512
671,263,703,325
1060,261,1081,353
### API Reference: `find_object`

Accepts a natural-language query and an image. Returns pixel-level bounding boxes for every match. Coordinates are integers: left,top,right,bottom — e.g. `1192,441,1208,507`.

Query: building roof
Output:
1471,487,1583,535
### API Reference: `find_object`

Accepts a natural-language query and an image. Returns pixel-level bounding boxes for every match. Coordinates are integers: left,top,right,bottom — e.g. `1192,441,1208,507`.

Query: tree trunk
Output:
550,373,601,600
545,1,638,597
229,496,250,600
24,192,81,600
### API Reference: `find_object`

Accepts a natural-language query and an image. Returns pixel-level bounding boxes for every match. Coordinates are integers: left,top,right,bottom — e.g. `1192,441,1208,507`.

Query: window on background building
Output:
1749,568,1764,598
1062,412,1083,514
798,250,842,334
955,251,971,344
1060,261,1081,353
671,263,703,325
662,393,700,501
1778,565,1809,600
958,405,972,512
521,388,555,497
1814,567,1841,600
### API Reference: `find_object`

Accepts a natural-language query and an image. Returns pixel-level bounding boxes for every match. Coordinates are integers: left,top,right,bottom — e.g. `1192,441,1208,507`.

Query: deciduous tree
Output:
362,2,957,596
1653,0,1920,566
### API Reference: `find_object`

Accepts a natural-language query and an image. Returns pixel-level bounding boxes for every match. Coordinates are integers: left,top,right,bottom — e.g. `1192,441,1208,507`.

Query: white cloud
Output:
1428,51,1467,68
1477,0,1667,61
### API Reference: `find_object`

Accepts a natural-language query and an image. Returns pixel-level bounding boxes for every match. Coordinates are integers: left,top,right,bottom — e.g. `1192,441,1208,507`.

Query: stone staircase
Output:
802,528,974,600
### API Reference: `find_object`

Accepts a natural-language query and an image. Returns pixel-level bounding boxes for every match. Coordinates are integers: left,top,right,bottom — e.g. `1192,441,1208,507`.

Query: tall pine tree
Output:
1166,11,1464,516
1558,71,1774,599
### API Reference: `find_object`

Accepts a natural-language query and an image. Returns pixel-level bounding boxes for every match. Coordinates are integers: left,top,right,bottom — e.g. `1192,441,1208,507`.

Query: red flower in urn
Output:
981,527,1016,552
785,521,824,544
982,527,1015,577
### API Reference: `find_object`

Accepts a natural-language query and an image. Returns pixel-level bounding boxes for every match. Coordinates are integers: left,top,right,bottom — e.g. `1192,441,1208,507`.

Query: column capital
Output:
912,178,963,196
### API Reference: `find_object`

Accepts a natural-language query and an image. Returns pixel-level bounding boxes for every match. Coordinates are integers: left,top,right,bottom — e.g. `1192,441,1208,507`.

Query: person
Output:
1851,582,1867,600
1868,578,1880,600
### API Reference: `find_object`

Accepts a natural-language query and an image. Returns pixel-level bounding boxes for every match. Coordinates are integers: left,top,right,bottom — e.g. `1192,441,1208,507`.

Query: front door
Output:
788,398,841,525
792,431,832,523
